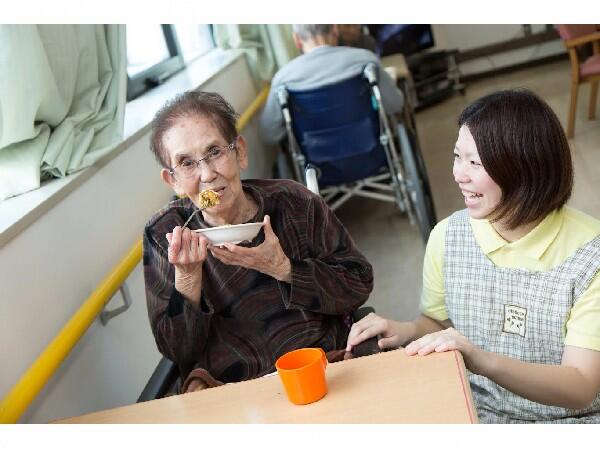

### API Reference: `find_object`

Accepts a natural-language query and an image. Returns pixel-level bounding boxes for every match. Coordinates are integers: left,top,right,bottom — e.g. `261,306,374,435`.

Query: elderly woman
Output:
347,89,600,423
143,91,373,391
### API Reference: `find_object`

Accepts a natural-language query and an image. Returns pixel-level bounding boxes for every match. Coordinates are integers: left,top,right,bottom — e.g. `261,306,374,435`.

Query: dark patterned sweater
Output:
143,179,373,383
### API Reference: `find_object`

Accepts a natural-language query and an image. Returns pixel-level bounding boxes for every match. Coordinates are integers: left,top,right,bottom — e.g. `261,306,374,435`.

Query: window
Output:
127,25,171,78
126,24,215,100
174,25,215,63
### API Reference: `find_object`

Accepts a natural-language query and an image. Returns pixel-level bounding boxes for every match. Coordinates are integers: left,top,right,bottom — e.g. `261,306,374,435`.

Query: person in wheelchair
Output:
143,91,374,393
259,24,404,146
259,24,437,244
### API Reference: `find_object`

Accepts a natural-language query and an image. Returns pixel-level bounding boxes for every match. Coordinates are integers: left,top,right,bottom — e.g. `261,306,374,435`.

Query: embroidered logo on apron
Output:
503,305,527,337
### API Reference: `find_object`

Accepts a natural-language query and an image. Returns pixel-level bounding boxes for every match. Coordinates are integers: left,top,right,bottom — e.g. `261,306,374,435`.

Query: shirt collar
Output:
470,208,563,259
306,44,331,54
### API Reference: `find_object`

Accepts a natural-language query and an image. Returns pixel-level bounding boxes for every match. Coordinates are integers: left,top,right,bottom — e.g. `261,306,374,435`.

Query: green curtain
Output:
213,24,299,84
0,25,126,201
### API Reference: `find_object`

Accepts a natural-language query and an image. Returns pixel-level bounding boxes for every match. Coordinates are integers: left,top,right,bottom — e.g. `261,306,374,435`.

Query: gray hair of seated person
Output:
150,91,239,168
292,24,334,41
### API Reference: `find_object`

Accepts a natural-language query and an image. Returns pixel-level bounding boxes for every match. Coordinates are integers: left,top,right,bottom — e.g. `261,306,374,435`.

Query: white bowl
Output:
193,222,264,246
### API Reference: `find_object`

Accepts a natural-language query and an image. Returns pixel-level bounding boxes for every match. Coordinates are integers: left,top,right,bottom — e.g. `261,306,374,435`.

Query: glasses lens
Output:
208,147,224,162
177,161,197,178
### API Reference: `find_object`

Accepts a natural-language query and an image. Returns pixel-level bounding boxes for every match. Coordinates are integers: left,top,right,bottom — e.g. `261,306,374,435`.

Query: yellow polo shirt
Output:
421,206,600,351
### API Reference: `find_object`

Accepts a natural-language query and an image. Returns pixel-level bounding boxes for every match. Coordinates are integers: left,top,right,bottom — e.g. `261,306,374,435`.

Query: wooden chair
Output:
556,25,600,138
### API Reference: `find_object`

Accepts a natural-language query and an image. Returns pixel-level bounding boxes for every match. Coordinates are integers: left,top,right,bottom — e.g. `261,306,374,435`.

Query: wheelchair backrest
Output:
284,72,388,186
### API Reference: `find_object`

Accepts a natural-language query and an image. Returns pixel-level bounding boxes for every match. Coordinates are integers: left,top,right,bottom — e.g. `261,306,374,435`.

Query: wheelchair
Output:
276,62,437,243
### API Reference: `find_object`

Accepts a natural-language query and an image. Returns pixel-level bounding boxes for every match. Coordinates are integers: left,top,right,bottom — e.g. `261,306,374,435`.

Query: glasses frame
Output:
168,137,238,178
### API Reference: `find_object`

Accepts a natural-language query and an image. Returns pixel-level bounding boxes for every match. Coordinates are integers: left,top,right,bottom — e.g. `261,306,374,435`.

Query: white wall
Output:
431,25,565,77
0,54,274,423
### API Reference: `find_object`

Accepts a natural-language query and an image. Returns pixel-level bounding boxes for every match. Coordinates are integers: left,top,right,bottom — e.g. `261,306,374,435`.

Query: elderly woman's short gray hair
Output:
292,25,334,41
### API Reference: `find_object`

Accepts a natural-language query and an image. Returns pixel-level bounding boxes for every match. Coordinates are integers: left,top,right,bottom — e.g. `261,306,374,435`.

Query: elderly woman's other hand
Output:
208,215,292,282
346,312,406,352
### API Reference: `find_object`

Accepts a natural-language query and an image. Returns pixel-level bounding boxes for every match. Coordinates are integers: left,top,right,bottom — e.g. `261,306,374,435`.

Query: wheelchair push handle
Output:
277,88,293,124
363,63,378,86
277,88,289,107
305,165,319,195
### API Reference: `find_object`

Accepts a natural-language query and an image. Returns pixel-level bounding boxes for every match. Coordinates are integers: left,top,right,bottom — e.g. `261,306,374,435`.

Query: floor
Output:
335,59,600,321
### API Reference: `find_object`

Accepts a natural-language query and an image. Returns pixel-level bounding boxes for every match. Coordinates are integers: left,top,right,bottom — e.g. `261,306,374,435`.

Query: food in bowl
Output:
198,189,220,209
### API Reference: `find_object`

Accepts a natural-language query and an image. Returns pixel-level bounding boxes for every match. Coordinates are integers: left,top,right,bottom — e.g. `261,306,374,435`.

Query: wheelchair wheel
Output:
397,124,437,243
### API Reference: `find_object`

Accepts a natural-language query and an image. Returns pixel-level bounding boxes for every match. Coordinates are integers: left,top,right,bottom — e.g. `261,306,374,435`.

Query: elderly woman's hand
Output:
208,215,292,282
166,226,210,269
166,226,209,305
346,312,408,352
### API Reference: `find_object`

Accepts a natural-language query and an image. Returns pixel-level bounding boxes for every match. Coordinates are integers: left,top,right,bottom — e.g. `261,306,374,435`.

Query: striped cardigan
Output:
143,179,373,383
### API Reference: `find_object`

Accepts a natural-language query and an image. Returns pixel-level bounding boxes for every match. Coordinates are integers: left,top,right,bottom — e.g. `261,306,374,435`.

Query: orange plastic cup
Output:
275,347,328,405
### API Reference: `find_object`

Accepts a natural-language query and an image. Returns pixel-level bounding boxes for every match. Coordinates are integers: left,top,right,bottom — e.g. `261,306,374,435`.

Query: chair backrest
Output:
556,24,597,41
285,73,388,186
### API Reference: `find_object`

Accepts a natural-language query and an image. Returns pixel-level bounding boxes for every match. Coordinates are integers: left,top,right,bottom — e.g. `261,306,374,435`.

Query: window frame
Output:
126,24,215,101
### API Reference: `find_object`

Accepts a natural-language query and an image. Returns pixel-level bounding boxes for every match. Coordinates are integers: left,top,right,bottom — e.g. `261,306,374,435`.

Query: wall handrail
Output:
237,84,270,132
0,84,270,424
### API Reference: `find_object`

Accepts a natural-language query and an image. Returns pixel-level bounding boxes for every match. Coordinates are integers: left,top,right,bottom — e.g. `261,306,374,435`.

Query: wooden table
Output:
55,349,478,424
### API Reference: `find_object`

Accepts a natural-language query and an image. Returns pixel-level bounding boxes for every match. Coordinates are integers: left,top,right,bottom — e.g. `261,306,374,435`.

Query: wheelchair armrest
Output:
353,306,374,321
137,357,180,402
351,306,381,358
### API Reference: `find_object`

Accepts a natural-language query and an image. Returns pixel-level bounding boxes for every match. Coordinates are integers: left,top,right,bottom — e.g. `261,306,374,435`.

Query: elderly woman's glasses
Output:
168,138,237,179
